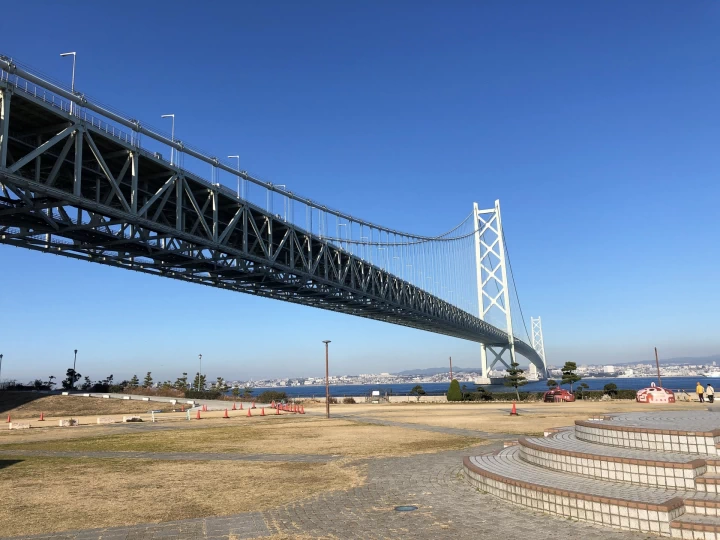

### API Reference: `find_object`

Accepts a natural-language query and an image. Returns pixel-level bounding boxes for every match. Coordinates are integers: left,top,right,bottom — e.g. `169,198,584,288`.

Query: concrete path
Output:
5,441,656,540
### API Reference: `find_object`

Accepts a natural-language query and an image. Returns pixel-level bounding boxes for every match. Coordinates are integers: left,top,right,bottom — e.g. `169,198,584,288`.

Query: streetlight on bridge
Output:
322,340,331,419
0,354,4,389
59,52,76,116
198,354,203,391
73,349,78,389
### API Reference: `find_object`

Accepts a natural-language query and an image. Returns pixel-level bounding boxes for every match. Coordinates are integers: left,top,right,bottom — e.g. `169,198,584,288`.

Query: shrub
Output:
447,379,462,401
184,389,223,400
603,383,618,396
257,390,287,403
328,397,338,404
343,397,356,404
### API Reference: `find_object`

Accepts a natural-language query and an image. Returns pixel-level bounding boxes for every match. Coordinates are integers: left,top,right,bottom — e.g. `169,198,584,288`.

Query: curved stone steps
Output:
463,446,686,536
575,412,720,455
518,430,707,489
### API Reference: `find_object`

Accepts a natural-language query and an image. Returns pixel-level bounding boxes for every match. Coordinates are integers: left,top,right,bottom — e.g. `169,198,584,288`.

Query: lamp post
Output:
73,349,78,389
322,340,331,418
161,114,175,165
198,354,202,391
228,155,240,198
60,52,76,115
0,354,4,389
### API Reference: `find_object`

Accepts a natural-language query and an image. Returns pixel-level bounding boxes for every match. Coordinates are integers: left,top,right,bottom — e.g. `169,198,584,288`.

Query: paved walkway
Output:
6,442,658,540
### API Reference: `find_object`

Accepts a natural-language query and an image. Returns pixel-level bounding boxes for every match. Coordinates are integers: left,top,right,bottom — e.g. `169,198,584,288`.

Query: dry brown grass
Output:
0,456,363,537
1,393,173,420
345,400,702,435
2,416,484,457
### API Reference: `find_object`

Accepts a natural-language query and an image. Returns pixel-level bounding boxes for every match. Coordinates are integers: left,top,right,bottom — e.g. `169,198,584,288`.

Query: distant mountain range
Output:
393,355,720,376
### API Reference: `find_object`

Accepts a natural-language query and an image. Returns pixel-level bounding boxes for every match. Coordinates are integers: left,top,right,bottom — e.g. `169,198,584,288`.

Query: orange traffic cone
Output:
232,402,237,411
251,402,256,409
181,405,185,412
5,415,10,423
196,410,201,420
239,402,244,410
510,401,518,416
39,412,45,421
301,406,305,414
276,406,281,415
261,407,265,416
223,409,229,419
271,400,276,409
247,408,252,417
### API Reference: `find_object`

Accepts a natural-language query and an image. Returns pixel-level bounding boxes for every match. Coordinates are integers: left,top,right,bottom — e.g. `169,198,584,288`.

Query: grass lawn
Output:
0,393,174,419
2,417,485,457
337,400,702,435
0,456,362,537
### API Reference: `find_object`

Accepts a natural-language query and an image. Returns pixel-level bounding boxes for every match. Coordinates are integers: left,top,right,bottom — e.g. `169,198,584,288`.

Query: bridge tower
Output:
473,200,516,384
530,317,547,379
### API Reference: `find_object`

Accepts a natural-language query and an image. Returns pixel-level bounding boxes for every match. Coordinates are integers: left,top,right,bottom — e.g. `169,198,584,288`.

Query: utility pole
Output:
323,340,331,418
449,356,453,381
654,347,663,387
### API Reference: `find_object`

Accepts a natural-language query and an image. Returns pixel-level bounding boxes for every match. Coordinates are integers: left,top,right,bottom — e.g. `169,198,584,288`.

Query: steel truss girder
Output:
0,83,543,362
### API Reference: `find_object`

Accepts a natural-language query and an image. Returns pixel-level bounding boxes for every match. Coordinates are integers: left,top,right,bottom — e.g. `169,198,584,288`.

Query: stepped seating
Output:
463,411,720,538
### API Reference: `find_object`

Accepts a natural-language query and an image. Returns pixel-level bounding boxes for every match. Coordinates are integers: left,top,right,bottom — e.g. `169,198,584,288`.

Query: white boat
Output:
703,371,720,378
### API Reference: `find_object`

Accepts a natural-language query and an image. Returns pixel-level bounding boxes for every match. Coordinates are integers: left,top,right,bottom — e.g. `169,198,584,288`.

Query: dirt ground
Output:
0,392,174,419
335,399,702,435
0,396,706,537
2,416,485,458
0,456,363,537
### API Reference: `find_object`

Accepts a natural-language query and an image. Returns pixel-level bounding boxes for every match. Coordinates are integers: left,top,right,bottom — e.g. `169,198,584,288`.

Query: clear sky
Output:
1,1,719,384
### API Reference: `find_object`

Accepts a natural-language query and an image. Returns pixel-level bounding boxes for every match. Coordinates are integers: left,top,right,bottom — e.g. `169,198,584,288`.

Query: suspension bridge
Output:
0,55,547,381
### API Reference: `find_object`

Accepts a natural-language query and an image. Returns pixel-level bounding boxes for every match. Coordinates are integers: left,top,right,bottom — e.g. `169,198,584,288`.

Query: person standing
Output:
697,382,705,403
707,383,715,404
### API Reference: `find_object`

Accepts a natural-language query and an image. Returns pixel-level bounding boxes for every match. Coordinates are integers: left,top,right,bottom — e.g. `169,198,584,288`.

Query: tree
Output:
80,376,92,391
561,362,581,392
242,386,254,399
603,383,618,397
447,379,462,401
215,377,228,392
577,382,590,399
410,384,426,402
504,361,528,401
61,368,81,390
192,372,206,391
47,375,56,390
129,375,139,388
143,372,153,388
546,379,558,389
231,386,240,398
173,373,188,391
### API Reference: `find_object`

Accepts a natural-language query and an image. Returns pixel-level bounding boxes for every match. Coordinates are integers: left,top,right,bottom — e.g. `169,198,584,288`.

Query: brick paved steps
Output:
575,413,720,455
518,430,707,489
669,514,720,538
696,474,720,494
465,411,720,538
463,446,686,536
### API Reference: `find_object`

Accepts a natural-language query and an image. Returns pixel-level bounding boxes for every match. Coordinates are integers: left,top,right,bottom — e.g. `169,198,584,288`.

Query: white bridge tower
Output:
473,200,516,384
473,200,547,383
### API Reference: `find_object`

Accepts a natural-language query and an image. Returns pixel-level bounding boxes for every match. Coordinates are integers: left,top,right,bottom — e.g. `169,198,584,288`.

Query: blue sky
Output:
1,1,719,383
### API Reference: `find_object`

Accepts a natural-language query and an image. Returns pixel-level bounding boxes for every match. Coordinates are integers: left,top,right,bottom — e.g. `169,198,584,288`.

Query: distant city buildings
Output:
223,360,720,389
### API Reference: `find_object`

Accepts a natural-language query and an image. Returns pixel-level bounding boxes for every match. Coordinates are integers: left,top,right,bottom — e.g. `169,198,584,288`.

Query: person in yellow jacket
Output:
697,382,705,403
